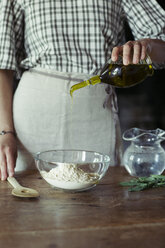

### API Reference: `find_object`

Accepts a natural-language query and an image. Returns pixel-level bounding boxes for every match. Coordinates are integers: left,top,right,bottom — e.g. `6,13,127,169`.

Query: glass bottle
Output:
70,56,154,97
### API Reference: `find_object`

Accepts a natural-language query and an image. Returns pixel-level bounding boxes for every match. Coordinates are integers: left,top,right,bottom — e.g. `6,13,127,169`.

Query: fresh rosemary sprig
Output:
120,175,165,192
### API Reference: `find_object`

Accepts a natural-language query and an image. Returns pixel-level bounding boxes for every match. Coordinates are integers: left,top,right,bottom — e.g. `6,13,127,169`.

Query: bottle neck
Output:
89,75,101,85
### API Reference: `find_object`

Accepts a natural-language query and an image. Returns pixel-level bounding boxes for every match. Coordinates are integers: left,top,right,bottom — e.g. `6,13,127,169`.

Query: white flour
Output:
41,163,99,190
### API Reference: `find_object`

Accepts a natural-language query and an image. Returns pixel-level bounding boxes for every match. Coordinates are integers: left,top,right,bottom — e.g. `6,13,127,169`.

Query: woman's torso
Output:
19,0,126,74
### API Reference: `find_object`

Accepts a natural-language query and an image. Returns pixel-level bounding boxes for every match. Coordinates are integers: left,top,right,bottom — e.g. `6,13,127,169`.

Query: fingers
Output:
132,42,141,64
141,45,147,60
0,151,7,181
111,40,149,65
6,147,16,177
123,41,133,65
111,46,123,62
0,146,17,181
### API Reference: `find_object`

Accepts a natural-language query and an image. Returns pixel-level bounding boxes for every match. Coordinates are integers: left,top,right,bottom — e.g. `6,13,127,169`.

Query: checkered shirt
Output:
0,0,165,77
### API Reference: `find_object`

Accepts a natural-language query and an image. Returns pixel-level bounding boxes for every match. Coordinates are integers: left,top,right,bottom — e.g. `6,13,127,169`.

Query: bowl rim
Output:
34,149,111,163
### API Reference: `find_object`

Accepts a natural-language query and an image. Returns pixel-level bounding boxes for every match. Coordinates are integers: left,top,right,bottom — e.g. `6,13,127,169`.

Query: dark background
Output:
116,0,165,135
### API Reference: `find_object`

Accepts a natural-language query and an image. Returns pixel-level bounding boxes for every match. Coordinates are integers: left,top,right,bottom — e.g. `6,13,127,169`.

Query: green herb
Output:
120,175,165,192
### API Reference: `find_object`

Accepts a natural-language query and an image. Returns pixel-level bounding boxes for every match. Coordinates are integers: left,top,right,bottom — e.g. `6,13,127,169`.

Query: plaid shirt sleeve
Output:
0,0,25,77
122,0,165,68
122,0,165,40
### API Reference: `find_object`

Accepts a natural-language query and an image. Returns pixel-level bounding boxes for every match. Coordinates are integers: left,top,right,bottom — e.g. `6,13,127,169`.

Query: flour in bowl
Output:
40,163,99,190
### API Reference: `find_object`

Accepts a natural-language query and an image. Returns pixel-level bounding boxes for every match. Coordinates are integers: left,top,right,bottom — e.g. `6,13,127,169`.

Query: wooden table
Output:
0,167,165,248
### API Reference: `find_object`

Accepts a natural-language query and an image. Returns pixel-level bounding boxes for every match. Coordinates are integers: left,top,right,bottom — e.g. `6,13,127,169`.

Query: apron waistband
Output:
30,67,91,83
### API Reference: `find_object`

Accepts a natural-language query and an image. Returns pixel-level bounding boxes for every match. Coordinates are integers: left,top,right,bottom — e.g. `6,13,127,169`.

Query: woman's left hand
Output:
111,39,151,65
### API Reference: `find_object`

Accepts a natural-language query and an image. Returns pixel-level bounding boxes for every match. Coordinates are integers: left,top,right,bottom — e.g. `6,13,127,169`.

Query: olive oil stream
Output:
70,63,154,97
69,60,153,150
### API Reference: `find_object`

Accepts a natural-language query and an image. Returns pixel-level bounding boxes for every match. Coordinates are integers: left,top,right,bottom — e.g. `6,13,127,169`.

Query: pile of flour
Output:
41,163,99,190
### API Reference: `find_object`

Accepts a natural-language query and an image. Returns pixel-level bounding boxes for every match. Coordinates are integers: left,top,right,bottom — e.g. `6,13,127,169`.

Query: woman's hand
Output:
111,39,151,65
0,134,17,180
111,38,165,65
0,69,16,181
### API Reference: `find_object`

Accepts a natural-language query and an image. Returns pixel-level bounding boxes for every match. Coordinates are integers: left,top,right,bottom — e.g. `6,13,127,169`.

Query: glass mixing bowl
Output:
35,150,110,192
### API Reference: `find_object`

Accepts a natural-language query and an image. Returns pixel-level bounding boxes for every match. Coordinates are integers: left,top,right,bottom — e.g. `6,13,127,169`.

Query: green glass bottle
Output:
70,56,154,97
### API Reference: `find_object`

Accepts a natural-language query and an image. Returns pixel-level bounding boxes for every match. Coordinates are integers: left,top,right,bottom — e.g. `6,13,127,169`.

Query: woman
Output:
0,0,165,180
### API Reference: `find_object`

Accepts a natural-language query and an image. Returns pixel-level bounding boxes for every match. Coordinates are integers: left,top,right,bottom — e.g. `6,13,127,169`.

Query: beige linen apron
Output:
13,68,122,172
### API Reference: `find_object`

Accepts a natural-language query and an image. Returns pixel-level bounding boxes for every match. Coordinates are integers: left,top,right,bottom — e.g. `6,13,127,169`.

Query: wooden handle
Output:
7,177,23,189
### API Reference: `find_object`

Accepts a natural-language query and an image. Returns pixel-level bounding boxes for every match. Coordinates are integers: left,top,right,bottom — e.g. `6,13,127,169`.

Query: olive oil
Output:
70,61,154,97
100,63,153,87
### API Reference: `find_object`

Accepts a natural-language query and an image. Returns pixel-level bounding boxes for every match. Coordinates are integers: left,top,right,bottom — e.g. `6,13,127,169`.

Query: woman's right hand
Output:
0,134,17,180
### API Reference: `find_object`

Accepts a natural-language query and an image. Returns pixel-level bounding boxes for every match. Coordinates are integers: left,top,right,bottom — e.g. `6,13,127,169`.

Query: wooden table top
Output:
0,167,165,248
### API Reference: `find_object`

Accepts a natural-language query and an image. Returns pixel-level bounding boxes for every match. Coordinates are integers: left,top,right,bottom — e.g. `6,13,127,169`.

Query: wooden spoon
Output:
7,176,39,198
